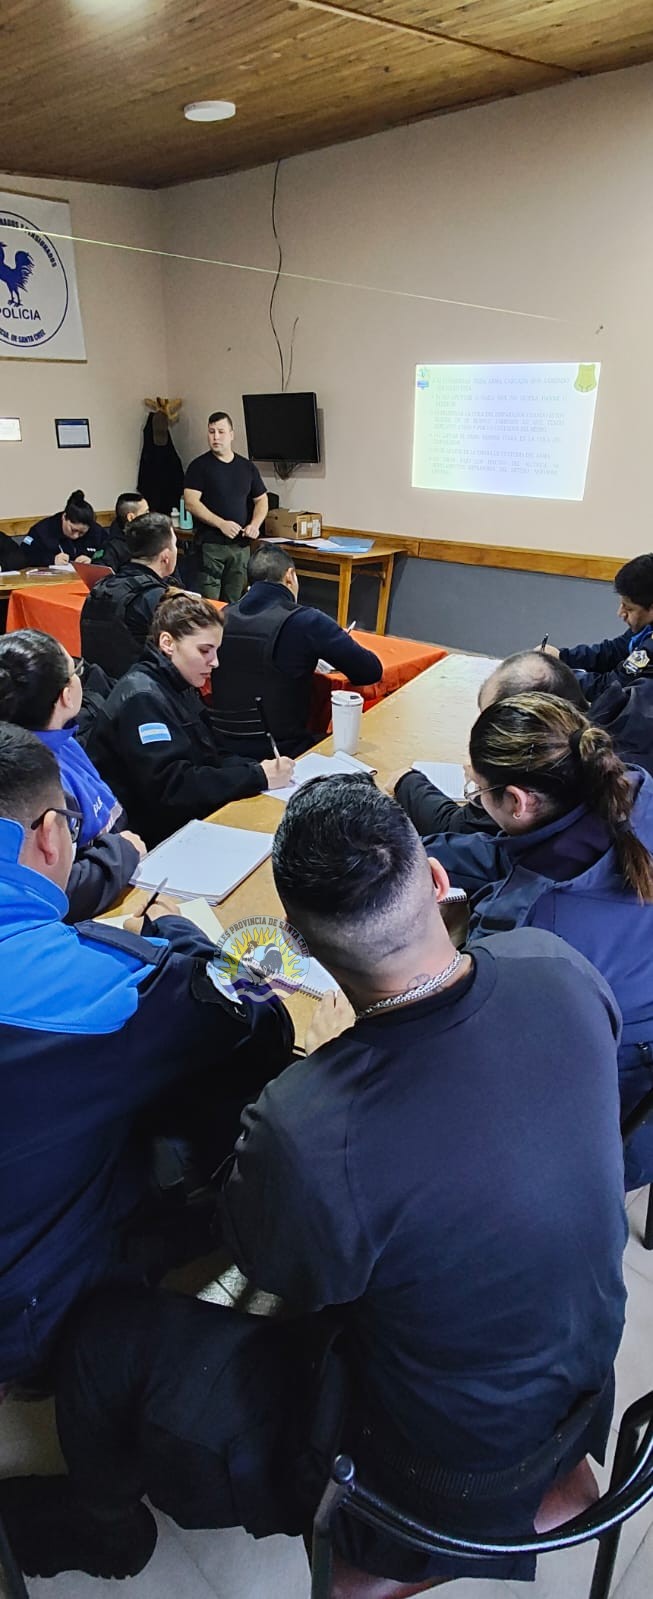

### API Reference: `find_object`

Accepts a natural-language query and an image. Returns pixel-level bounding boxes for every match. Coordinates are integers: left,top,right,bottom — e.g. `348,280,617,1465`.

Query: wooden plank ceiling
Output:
0,0,651,188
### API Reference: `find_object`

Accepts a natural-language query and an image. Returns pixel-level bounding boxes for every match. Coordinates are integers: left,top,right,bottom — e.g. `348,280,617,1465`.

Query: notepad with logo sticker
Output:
131,820,274,903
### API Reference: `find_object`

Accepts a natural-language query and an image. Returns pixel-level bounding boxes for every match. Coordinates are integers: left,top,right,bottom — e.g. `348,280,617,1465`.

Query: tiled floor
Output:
1,1197,652,1598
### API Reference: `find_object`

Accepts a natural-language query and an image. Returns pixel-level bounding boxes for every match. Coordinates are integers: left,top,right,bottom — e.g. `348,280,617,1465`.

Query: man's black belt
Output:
353,1376,610,1506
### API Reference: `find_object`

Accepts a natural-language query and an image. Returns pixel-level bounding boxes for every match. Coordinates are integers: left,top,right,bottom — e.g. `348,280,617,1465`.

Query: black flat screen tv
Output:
242,392,320,464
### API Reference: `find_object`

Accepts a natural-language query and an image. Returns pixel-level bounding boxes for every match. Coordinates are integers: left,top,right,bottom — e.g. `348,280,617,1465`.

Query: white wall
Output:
162,63,653,560
0,175,168,517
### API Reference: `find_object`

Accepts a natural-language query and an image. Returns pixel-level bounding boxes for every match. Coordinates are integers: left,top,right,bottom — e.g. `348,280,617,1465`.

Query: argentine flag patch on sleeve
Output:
138,722,172,745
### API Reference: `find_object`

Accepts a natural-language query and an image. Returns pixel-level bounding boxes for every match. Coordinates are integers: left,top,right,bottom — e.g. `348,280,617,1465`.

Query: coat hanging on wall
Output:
137,397,184,513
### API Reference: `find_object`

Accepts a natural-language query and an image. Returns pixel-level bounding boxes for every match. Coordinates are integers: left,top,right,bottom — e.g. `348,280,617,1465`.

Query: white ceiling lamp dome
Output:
184,100,236,122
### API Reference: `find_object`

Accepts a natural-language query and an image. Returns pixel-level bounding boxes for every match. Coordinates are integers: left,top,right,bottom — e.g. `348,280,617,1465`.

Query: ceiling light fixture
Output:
184,101,236,122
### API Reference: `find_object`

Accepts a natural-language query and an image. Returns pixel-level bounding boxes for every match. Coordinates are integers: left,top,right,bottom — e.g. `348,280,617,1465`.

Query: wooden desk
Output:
0,570,85,595
287,535,418,634
204,651,497,1044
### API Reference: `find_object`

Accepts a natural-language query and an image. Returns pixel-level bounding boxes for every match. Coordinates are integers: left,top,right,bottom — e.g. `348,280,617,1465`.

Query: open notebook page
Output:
264,751,376,806
412,762,466,801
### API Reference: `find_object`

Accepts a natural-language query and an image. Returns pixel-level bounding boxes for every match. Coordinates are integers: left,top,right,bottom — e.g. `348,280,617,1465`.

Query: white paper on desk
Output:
301,958,338,998
264,751,376,805
96,897,227,941
412,762,466,800
131,821,274,903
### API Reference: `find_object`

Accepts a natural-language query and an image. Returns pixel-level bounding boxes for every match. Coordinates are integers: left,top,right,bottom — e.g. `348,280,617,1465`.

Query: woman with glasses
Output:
0,630,145,920
422,691,653,1187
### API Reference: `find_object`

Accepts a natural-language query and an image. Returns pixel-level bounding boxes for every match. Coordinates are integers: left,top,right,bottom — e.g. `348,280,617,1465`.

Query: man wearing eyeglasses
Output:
0,723,294,1391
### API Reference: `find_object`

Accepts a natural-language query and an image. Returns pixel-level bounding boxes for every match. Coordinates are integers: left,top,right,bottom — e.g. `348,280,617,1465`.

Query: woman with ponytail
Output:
422,692,653,1186
23,489,104,567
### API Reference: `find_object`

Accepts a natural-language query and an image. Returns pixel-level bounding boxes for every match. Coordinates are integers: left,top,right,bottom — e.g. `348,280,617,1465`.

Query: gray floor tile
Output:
613,1518,653,1597
614,1263,653,1423
173,1523,311,1598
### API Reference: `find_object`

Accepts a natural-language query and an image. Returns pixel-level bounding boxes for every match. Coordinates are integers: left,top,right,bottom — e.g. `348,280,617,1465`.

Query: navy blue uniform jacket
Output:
0,818,293,1382
424,768,653,1184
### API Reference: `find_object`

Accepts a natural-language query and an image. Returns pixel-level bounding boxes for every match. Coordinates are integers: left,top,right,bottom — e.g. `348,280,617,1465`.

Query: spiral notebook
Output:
131,821,274,903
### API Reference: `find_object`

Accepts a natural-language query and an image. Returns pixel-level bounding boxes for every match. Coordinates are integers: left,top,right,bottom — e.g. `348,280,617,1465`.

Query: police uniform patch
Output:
623,650,650,676
138,722,172,744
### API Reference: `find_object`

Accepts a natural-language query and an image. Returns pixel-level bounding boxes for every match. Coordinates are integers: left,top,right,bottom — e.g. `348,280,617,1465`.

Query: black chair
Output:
621,1085,653,1250
310,1390,653,1599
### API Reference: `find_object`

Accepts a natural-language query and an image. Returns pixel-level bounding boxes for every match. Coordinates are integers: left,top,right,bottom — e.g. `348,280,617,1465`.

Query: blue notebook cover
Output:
323,536,374,553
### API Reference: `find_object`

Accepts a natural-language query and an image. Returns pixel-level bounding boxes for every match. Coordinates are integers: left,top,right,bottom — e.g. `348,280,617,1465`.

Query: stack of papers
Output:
264,751,376,805
97,897,226,941
131,820,274,902
412,762,466,800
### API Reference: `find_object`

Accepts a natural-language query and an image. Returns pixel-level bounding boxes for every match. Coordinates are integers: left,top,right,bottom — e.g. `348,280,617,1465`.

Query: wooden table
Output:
287,535,418,633
110,652,496,1045
0,570,84,595
204,651,497,1045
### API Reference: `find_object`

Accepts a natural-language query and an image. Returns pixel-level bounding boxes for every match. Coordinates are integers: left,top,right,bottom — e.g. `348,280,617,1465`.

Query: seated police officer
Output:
92,492,149,574
211,544,383,757
81,512,178,678
0,777,627,1586
0,723,293,1391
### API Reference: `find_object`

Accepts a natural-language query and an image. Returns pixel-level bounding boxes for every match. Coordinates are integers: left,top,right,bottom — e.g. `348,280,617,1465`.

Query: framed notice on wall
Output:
0,192,86,362
55,417,91,449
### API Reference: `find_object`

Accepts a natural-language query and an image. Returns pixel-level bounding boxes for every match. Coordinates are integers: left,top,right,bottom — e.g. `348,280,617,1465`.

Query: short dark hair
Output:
615,555,653,609
63,489,94,529
126,512,175,562
490,651,588,710
272,774,430,970
0,630,70,730
149,592,223,644
115,492,145,528
208,411,233,428
247,545,295,586
0,723,63,829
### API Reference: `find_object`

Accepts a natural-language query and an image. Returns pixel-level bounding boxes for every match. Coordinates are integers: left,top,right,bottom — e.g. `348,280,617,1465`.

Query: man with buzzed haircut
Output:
184,412,268,601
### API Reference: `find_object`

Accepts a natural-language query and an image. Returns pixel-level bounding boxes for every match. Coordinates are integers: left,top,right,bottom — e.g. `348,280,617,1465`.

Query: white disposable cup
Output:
331,690,364,755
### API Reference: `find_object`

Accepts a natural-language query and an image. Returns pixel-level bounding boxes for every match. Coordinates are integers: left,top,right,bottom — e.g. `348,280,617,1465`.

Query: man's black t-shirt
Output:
220,929,627,1474
184,452,266,547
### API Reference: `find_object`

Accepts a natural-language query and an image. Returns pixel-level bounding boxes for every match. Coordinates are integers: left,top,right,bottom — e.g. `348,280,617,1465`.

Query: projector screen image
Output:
412,362,601,501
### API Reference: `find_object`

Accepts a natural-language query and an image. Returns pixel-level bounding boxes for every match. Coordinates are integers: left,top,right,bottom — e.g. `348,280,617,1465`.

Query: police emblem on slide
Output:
0,208,69,351
209,916,310,1005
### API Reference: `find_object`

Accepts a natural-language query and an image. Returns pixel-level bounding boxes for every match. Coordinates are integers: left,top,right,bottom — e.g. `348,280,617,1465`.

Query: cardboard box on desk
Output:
265,509,322,541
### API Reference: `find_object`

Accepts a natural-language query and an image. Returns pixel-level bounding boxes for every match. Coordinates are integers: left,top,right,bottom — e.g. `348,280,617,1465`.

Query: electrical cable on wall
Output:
269,159,300,478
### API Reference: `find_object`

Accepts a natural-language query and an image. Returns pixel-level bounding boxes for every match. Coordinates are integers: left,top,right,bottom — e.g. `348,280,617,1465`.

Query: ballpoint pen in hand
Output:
540,633,549,652
346,620,357,634
140,878,169,918
255,696,281,760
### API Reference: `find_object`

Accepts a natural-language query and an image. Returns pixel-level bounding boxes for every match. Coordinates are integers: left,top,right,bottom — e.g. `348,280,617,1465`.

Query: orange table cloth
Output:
5,586,446,735
6,580,89,658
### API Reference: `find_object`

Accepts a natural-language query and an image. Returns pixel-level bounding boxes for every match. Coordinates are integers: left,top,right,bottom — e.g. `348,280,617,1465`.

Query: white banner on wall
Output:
0,193,86,361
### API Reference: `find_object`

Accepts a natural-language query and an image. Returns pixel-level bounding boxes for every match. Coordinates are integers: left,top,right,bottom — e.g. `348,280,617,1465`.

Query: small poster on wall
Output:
0,192,86,362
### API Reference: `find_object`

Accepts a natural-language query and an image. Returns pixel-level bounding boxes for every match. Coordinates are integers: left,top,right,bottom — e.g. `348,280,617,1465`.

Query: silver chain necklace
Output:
357,952,465,1018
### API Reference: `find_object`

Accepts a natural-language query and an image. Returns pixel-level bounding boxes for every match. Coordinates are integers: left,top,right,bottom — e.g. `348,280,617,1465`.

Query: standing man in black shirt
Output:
184,411,268,601
2,778,627,1587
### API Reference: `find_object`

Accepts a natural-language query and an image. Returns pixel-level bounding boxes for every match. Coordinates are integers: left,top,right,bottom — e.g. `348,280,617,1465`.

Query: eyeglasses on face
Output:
30,803,84,846
463,778,507,810
70,658,85,681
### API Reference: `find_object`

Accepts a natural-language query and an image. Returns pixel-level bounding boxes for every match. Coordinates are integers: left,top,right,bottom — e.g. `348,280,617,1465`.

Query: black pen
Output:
255,696,281,761
140,878,168,918
540,633,549,652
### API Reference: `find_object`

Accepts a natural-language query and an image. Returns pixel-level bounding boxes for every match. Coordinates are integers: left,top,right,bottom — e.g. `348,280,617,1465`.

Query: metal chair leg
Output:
0,1511,29,1599
311,1458,356,1599
643,1186,653,1251
588,1409,643,1599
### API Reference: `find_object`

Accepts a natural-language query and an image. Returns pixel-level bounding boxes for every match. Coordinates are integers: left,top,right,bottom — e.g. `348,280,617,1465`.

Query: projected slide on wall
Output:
412,362,601,501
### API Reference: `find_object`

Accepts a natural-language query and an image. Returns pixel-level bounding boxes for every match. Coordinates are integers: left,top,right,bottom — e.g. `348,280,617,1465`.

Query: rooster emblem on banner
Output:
0,243,34,307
